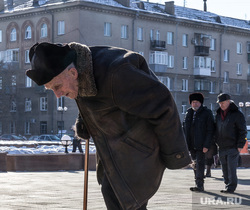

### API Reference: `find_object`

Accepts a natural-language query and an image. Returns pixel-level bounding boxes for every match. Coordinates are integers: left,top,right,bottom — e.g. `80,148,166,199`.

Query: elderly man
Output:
183,92,214,192
26,42,190,210
215,93,247,194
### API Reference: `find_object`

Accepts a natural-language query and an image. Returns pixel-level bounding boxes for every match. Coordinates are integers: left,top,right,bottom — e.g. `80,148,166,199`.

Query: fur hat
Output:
26,42,77,86
217,93,231,103
189,92,204,104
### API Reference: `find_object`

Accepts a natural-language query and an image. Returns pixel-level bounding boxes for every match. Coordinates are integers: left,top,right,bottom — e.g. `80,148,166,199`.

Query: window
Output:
150,29,154,40
11,75,16,86
25,26,31,39
209,81,216,93
10,121,16,134
26,76,32,88
224,71,229,83
211,60,216,72
41,23,47,38
182,34,188,47
158,76,172,90
0,30,2,42
236,84,241,94
25,98,32,112
182,79,188,91
183,57,188,69
194,56,211,69
40,97,48,111
121,25,128,39
182,102,187,114
194,79,209,91
10,99,16,112
210,38,216,50
6,49,19,62
10,28,16,41
247,42,250,53
168,55,174,68
25,50,30,63
156,30,160,41
224,50,229,62
57,97,64,109
40,121,47,134
237,63,242,75
167,32,174,45
25,122,31,135
137,27,143,41
149,51,168,65
104,22,111,37
0,76,2,89
57,21,65,35
237,42,242,54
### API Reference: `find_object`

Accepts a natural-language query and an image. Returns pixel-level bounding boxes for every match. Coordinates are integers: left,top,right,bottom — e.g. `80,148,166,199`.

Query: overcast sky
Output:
149,0,250,20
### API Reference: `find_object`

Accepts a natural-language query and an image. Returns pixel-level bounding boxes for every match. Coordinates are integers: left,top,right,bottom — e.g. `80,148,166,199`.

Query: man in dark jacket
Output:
183,93,214,192
215,93,247,194
26,42,191,210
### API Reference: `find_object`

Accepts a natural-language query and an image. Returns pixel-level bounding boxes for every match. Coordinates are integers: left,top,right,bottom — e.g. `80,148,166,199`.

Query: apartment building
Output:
0,0,249,137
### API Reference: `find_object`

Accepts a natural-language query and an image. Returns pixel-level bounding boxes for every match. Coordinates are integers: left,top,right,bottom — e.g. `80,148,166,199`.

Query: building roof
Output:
1,0,250,30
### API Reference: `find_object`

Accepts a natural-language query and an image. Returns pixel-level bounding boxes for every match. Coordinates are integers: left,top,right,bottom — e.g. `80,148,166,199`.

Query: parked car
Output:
38,134,61,141
28,135,39,140
0,134,25,140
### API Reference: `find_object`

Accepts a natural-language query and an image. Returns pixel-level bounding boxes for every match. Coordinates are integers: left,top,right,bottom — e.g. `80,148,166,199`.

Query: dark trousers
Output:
72,139,83,153
190,150,205,188
219,148,239,192
101,174,148,210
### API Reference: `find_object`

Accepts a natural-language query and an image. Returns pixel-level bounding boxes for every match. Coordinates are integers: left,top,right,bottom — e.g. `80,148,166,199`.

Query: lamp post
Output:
57,106,68,138
61,134,72,153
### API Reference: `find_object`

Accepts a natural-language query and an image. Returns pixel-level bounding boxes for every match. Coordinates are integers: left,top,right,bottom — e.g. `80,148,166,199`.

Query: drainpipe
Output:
219,26,227,93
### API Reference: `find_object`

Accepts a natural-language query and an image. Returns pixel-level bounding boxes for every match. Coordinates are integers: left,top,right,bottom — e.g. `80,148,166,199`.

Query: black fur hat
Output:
189,92,204,104
26,42,77,86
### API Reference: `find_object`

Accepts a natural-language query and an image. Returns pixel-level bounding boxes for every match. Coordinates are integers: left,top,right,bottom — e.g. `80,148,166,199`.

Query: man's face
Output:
191,100,201,111
44,68,79,99
219,100,230,111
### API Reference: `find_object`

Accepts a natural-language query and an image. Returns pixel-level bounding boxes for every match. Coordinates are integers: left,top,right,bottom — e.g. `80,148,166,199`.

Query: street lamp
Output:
61,134,72,153
57,106,68,137
239,101,250,124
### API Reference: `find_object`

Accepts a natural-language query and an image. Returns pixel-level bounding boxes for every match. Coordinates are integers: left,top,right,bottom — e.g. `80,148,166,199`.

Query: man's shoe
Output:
220,190,234,194
190,187,204,192
205,173,211,177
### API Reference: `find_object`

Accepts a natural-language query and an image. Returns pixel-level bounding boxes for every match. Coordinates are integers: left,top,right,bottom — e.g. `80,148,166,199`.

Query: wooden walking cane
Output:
83,139,90,210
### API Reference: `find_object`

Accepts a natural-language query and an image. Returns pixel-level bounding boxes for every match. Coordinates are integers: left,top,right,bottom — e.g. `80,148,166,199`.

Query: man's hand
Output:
203,148,208,153
238,148,242,153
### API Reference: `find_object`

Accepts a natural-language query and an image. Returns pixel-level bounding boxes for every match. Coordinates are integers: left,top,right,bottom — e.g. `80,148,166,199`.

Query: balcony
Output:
194,67,211,77
194,46,210,56
150,40,166,51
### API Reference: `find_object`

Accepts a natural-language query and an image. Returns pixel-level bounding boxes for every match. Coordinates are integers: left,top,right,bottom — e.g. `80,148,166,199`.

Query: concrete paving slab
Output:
0,168,249,209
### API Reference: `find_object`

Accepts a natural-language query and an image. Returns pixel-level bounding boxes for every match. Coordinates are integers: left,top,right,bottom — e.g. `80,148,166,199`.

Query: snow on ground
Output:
0,140,96,154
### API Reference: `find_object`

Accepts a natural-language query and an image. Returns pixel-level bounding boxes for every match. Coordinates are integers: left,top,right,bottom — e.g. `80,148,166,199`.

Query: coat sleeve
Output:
203,110,215,149
112,63,191,169
236,111,247,148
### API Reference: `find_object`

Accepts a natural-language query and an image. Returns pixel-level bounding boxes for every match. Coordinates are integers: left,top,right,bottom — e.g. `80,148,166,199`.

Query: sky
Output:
150,0,250,20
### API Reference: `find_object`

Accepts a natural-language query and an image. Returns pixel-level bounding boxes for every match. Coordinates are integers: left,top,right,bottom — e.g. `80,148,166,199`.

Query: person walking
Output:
183,92,214,192
215,93,247,194
26,42,191,209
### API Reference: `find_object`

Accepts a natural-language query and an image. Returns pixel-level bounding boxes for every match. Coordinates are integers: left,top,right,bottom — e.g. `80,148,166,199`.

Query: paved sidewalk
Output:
0,168,250,210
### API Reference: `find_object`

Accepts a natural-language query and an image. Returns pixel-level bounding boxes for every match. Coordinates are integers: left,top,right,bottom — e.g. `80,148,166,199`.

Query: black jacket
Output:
69,42,191,210
215,102,247,149
183,105,214,151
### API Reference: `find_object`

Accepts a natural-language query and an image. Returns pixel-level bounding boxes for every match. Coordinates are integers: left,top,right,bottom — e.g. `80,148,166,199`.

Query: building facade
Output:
0,0,249,137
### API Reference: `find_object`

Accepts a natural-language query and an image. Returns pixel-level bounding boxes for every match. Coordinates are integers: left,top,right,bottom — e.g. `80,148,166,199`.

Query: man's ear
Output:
69,68,78,79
